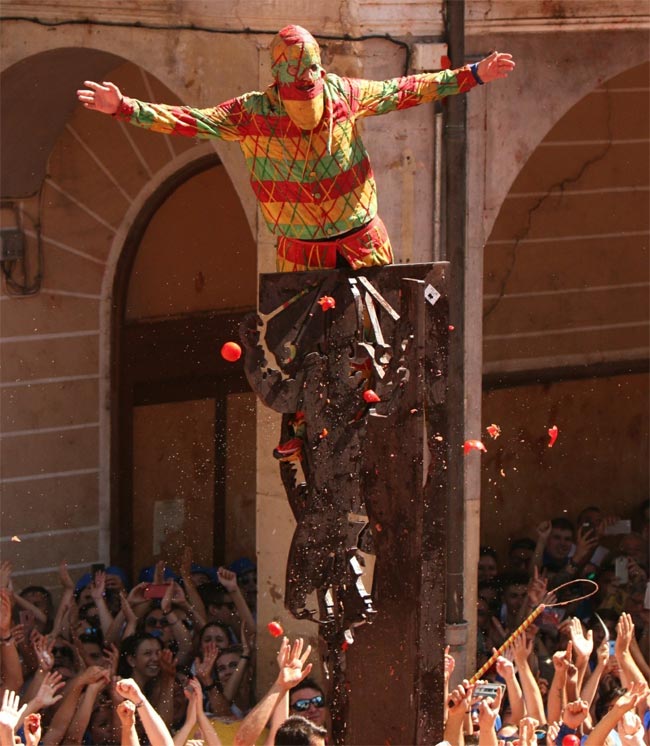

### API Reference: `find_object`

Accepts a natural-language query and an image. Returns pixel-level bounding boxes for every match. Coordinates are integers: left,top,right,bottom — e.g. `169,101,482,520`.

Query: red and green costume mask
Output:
270,25,325,130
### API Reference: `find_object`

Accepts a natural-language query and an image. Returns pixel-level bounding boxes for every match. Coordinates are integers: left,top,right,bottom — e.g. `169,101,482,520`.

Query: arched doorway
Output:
480,61,649,559
111,153,257,580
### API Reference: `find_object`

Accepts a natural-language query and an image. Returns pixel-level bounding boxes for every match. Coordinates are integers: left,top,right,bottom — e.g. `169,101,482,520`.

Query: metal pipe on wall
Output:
443,0,469,660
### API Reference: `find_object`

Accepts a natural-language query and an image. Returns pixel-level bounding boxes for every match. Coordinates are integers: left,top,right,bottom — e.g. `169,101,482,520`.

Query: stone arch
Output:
479,60,649,560
0,45,257,577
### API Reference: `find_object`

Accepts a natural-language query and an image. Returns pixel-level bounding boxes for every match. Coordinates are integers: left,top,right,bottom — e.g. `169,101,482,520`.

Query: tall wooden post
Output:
247,263,450,744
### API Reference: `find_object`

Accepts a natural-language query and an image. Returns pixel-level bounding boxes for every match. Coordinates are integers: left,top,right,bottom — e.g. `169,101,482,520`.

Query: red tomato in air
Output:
221,341,242,362
463,439,487,455
363,389,380,403
267,621,284,638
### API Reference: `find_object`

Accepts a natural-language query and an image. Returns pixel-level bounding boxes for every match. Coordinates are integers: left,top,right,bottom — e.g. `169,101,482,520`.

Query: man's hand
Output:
477,686,503,731
572,524,598,566
33,671,66,709
526,566,548,608
59,562,74,592
24,713,42,746
276,637,312,690
476,51,515,83
217,567,239,594
447,679,475,719
615,612,635,658
77,81,123,114
194,641,218,687
444,645,455,683
115,678,145,705
0,690,27,734
568,617,593,662
116,700,136,728
561,699,589,730
495,653,516,681
512,631,533,668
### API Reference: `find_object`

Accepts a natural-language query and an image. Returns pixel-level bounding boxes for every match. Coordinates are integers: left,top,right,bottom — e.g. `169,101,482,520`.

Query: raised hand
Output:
115,677,144,705
477,686,503,731
527,566,548,608
512,631,533,667
444,644,455,682
194,642,218,686
217,567,239,594
103,643,120,677
518,716,539,746
24,713,42,746
561,699,589,730
476,51,515,83
276,637,313,690
159,647,177,680
546,721,560,746
34,671,66,709
89,570,106,601
615,611,635,657
447,679,475,718
594,637,609,669
612,681,647,714
76,81,123,115
573,524,598,566
0,690,27,733
116,699,136,727
495,652,516,681
33,632,55,672
568,617,593,661
59,561,74,591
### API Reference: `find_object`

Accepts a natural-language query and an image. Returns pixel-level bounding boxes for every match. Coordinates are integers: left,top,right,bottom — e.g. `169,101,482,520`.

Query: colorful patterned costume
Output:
115,56,479,271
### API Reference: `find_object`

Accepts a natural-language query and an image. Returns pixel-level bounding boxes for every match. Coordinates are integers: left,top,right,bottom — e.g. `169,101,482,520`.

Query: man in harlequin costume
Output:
77,25,514,274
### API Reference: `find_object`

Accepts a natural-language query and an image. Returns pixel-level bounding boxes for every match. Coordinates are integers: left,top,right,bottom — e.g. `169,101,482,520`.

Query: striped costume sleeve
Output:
113,91,264,142
345,66,478,119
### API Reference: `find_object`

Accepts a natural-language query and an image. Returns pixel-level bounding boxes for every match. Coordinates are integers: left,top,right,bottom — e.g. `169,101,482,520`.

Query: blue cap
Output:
75,565,130,594
138,565,179,583
228,557,256,576
190,563,217,582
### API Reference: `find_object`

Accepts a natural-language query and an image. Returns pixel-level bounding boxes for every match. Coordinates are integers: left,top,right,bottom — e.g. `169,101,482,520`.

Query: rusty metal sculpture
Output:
241,262,450,744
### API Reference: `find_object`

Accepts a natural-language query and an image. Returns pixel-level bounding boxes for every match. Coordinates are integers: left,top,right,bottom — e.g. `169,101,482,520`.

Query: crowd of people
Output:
0,500,648,746
446,500,649,745
0,549,328,745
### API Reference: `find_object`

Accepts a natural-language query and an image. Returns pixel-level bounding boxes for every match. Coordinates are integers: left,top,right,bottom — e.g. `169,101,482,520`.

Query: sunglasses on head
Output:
146,617,169,627
291,695,325,712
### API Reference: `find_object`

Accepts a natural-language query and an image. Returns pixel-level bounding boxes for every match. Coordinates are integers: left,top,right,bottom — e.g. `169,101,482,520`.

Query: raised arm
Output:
234,637,312,746
495,653,525,724
76,81,122,114
116,700,140,746
476,51,515,83
512,634,546,724
115,678,174,746
0,590,23,694
584,683,646,746
217,568,256,637
0,690,27,746
615,612,647,688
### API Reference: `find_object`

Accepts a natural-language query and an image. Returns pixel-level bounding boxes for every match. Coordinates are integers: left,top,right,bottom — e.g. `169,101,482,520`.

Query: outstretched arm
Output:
234,637,312,746
476,51,516,83
77,81,122,114
115,678,174,746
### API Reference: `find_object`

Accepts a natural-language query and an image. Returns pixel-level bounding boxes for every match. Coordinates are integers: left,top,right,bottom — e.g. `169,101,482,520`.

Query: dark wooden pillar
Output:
249,263,450,744
346,265,449,745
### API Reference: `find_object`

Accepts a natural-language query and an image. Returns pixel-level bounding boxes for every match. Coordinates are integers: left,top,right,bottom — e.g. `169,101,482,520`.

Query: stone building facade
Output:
1,0,648,687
